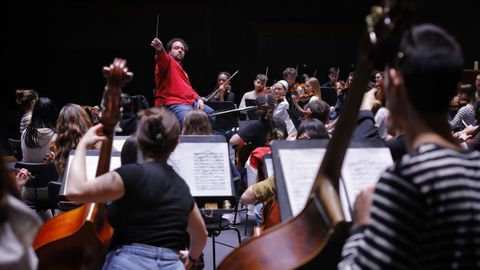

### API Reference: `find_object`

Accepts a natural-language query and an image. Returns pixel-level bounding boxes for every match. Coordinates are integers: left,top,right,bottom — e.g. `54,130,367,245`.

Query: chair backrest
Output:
15,162,58,188
8,138,22,161
48,181,62,211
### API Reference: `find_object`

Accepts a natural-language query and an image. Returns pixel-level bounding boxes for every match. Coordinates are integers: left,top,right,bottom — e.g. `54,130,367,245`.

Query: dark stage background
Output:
2,0,479,148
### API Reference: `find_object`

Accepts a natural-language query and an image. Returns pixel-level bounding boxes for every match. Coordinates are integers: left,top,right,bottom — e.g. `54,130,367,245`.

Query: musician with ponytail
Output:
65,107,207,270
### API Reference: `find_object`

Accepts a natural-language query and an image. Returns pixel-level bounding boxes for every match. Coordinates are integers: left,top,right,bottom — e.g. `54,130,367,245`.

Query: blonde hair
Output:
306,77,321,99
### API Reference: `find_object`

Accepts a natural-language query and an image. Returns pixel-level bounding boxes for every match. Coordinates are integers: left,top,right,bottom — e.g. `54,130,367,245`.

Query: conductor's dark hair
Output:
166,38,189,53
393,24,464,114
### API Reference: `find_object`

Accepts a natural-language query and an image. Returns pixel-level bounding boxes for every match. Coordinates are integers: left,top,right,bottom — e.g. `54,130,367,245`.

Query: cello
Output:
33,58,133,270
218,1,409,269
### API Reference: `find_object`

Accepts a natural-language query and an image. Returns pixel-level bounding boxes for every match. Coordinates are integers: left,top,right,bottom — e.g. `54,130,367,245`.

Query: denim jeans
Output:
167,100,215,127
102,244,183,270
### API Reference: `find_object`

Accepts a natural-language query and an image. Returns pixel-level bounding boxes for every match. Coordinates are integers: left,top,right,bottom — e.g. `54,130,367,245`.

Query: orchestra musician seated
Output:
65,107,207,270
208,71,235,103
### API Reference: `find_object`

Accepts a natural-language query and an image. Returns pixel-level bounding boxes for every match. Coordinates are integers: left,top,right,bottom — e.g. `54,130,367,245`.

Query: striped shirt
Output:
449,103,475,129
339,143,480,270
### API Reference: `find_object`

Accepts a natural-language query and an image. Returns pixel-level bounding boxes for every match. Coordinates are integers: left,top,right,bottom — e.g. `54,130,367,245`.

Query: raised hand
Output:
150,38,164,52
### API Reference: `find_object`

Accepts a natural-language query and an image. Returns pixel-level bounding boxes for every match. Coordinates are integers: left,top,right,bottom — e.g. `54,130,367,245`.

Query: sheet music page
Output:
340,148,393,221
264,158,273,178
168,143,232,196
63,154,122,194
278,148,326,216
112,138,126,152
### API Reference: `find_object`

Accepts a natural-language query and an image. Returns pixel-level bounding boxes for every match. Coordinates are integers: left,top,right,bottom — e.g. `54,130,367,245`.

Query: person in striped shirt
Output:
339,24,480,269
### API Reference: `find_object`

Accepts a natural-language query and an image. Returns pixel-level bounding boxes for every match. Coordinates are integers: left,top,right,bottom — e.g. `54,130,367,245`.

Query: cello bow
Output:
33,58,133,270
218,1,410,269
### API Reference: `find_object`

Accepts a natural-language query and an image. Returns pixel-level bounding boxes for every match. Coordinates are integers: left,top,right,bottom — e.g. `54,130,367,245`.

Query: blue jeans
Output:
102,244,183,270
168,100,215,127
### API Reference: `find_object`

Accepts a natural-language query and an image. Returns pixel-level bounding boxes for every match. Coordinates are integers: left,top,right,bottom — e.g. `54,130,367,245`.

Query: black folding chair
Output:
15,162,59,216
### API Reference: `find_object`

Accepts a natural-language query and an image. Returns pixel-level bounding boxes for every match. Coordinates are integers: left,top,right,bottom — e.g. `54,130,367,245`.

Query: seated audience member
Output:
338,24,480,269
21,97,58,163
116,93,139,136
15,89,39,136
65,107,207,269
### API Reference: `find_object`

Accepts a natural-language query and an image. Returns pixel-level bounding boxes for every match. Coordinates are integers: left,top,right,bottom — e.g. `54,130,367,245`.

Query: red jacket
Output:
154,50,199,106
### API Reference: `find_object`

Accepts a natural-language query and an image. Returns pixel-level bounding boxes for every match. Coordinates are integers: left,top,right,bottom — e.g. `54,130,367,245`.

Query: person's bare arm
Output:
65,124,125,203
229,134,245,147
185,204,208,269
240,185,257,205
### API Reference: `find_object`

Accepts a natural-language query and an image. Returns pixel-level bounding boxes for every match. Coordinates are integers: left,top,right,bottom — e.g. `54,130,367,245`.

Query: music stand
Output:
271,139,392,222
59,150,122,210
206,101,239,132
168,135,236,214
321,87,338,107
245,99,258,120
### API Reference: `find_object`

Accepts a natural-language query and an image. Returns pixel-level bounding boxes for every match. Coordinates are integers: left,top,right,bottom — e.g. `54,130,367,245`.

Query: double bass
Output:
218,1,409,269
33,58,133,269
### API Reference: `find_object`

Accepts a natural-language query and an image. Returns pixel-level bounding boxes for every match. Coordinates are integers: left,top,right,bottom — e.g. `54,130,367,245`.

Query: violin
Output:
218,1,405,269
290,83,304,96
33,58,133,269
264,86,273,94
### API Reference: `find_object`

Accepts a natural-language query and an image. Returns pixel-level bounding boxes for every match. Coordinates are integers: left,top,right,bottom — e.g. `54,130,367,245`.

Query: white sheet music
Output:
264,157,273,178
278,147,393,219
168,143,232,196
112,136,128,152
62,153,122,195
340,148,393,221
279,148,325,216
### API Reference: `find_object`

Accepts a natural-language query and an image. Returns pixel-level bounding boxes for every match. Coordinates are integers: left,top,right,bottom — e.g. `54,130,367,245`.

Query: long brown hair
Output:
54,104,92,178
182,109,212,135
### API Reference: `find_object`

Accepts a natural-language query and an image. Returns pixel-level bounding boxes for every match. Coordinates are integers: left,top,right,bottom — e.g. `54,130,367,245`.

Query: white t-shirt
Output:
273,99,297,136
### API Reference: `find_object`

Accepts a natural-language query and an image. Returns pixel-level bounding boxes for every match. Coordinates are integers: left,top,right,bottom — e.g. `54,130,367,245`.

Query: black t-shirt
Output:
109,161,194,251
212,91,235,103
238,117,287,148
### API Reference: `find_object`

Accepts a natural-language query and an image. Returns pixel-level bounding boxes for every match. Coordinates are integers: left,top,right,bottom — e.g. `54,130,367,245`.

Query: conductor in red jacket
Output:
151,37,214,127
